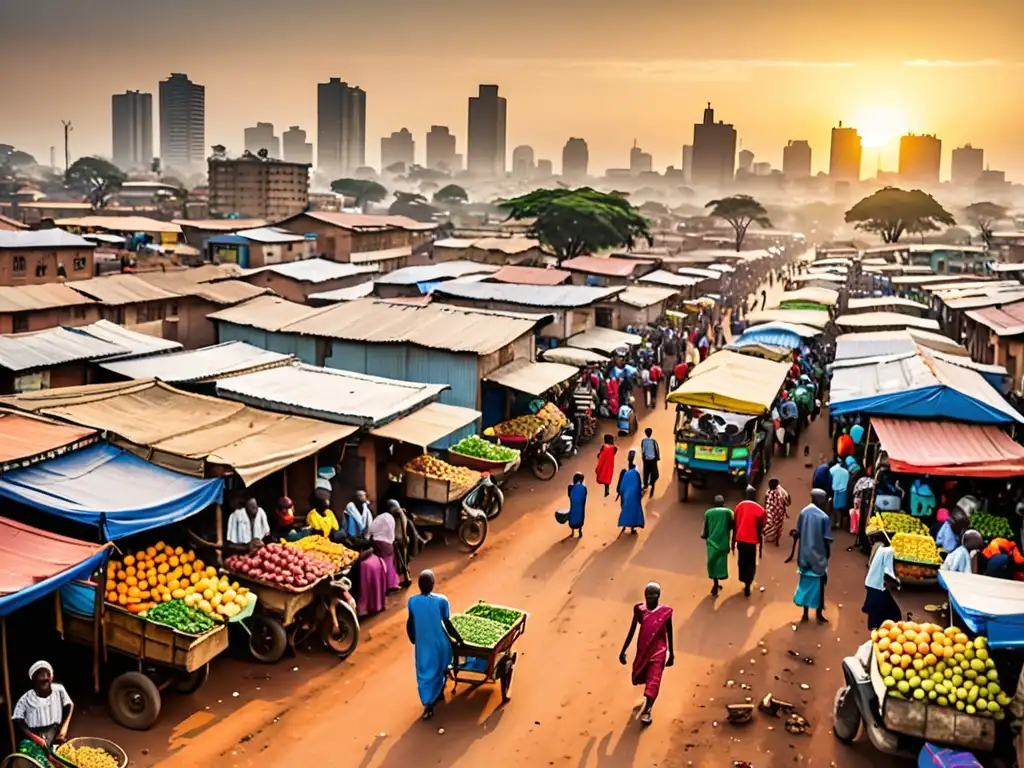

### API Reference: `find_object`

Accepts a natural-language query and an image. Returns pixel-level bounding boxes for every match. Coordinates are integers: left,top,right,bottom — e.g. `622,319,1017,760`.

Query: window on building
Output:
12,256,26,276
12,313,28,333
73,257,87,272
35,262,47,278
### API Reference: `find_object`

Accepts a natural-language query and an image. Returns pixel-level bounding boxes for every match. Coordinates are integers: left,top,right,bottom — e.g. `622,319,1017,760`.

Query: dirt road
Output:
79,395,938,768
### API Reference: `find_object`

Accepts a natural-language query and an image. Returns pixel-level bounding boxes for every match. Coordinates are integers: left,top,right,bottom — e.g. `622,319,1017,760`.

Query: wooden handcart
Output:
449,607,527,703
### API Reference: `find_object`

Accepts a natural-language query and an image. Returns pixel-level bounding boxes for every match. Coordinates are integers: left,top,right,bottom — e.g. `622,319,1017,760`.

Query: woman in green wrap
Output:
702,495,734,597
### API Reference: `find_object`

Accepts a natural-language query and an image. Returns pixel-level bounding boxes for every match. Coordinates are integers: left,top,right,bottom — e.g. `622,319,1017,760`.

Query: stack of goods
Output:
55,743,120,768
466,602,523,628
105,543,206,615
535,402,568,428
874,620,1009,719
867,513,930,537
489,414,547,441
285,535,361,570
405,454,480,492
450,436,520,464
145,598,216,634
971,509,1014,542
449,613,509,648
225,542,334,592
891,533,943,580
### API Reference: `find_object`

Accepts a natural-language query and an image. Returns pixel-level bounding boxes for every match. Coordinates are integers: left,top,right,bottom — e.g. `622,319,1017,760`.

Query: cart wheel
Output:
832,685,861,743
530,452,558,481
481,484,504,521
108,671,162,731
499,652,517,703
320,597,360,659
172,663,210,694
457,517,488,552
249,615,288,664
677,479,689,502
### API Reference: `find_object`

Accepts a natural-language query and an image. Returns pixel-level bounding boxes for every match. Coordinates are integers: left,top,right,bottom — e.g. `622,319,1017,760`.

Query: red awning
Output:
873,417,1024,478
0,517,106,600
0,412,97,466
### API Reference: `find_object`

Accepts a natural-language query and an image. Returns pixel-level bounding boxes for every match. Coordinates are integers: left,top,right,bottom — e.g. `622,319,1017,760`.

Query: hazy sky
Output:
2,0,1022,180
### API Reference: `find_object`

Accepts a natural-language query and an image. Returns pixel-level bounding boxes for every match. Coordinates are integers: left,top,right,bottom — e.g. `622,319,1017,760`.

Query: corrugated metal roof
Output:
244,258,379,283
747,309,831,329
943,291,1024,311
616,286,677,308
560,256,655,277
484,359,579,396
431,282,622,308
489,266,571,286
0,215,28,231
965,301,1024,337
567,327,642,353
541,346,609,365
215,362,447,427
834,332,916,362
233,226,305,243
779,287,839,306
674,267,721,280
53,216,182,234
69,274,181,305
185,280,273,305
207,296,321,331
73,319,182,359
847,296,929,312
930,349,1007,377
369,402,481,447
285,299,546,354
0,229,94,249
374,260,497,285
100,341,294,383
0,284,95,313
434,237,542,254
0,327,129,372
307,281,375,303
348,246,413,264
835,312,940,332
173,218,268,231
638,270,701,288
293,212,436,232
789,272,845,284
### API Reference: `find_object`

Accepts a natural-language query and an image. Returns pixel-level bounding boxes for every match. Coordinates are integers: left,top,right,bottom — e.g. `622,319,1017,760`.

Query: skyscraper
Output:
536,159,553,177
951,145,984,187
158,73,204,174
898,134,941,184
111,90,153,171
829,122,862,182
681,145,693,184
737,149,755,175
691,103,737,187
467,85,507,177
629,142,652,175
562,138,589,180
381,128,415,171
782,140,812,178
317,78,366,179
426,126,456,172
511,145,534,177
244,122,279,158
282,126,313,165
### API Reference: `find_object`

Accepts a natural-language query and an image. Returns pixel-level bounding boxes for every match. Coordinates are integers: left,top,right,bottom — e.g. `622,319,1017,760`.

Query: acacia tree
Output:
433,184,469,204
963,201,1008,247
65,156,126,209
330,178,387,212
705,194,772,251
844,187,955,243
497,187,652,265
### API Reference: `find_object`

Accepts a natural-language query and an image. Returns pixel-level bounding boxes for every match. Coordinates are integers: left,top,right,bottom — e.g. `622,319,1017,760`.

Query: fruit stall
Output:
400,455,490,550
448,601,528,703
447,436,521,478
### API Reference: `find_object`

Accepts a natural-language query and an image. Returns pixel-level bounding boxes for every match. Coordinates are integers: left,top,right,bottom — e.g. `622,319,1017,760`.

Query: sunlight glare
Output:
852,106,910,148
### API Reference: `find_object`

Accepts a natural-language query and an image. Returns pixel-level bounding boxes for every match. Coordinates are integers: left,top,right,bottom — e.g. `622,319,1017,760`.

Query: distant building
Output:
752,161,772,176
426,126,457,172
512,145,535,177
536,159,553,177
978,169,1007,190
681,145,693,184
629,143,653,175
0,230,96,291
562,138,589,180
111,90,153,171
381,128,415,171
467,85,507,177
282,126,313,165
208,152,310,220
898,134,941,185
951,144,984,187
452,154,464,173
244,122,280,159
782,140,812,178
318,78,366,179
691,103,737,187
159,73,205,174
737,149,755,175
829,122,862,182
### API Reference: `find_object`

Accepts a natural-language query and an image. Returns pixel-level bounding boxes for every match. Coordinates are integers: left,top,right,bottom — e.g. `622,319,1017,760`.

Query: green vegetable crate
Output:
448,438,522,477
447,600,528,703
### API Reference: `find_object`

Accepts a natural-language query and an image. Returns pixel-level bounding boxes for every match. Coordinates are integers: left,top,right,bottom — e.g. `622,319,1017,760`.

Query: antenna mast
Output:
61,120,73,174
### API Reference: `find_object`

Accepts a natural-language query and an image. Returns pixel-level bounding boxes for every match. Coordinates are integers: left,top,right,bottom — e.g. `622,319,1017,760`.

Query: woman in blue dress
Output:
567,472,588,538
406,570,462,720
615,450,645,535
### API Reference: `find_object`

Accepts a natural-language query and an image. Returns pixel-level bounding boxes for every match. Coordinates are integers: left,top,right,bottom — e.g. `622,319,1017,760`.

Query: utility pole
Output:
61,120,73,175
49,146,56,170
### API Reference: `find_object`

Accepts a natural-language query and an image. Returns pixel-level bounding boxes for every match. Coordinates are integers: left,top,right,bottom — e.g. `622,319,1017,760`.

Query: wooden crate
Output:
404,470,463,504
882,695,995,752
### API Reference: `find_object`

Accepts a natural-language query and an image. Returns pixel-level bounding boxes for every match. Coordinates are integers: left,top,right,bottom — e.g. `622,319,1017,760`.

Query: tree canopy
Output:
497,187,652,264
65,156,127,209
705,195,772,252
844,187,955,244
433,184,469,204
330,178,387,211
389,191,438,223
962,201,1008,246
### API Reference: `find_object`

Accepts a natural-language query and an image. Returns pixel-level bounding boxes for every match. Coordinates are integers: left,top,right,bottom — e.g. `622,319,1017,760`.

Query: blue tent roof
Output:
939,571,1024,648
734,321,822,350
0,443,224,540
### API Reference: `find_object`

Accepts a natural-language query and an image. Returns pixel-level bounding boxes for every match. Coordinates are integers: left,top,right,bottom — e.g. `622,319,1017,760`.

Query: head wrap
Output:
315,478,332,493
28,661,52,681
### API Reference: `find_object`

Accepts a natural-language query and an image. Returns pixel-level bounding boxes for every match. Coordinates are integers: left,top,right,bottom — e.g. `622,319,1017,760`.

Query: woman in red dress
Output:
619,582,674,725
595,434,617,497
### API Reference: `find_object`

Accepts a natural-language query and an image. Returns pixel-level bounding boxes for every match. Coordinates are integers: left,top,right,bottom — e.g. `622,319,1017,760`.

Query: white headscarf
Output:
28,661,52,680
368,512,396,544
865,546,896,591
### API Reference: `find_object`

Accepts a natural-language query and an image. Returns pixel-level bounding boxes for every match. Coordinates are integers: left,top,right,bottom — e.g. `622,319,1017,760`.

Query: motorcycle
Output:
551,423,578,462
523,437,559,481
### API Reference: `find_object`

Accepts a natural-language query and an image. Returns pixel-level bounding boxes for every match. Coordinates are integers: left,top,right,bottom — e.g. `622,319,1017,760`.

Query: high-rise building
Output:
752,162,772,176
318,78,366,180
951,144,984,187
426,126,456,172
898,134,941,185
629,142,652,175
111,90,153,171
691,103,737,187
681,145,693,184
244,122,280,159
511,145,534,177
282,126,313,165
467,85,507,177
737,149,755,175
208,152,310,220
562,138,589,180
380,128,415,172
829,122,862,182
536,159,553,177
158,73,205,174
783,140,812,179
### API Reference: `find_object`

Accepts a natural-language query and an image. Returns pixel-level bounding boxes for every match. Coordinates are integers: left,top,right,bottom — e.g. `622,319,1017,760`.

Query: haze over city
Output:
2,0,1023,179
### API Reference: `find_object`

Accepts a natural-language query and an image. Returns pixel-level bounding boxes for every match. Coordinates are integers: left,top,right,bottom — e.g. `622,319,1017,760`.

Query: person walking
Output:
702,495,734,597
732,485,765,597
615,450,645,535
406,570,462,720
763,478,791,546
567,472,588,538
639,428,660,499
829,457,851,530
619,582,674,726
595,434,617,496
789,488,833,624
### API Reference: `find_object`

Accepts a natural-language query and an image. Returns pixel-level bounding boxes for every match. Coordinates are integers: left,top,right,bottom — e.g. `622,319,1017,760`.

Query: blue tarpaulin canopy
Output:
0,443,224,540
733,321,822,350
939,571,1024,648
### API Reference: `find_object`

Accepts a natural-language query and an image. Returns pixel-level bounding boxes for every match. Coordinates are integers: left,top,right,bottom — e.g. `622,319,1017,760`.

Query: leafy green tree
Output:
844,187,955,244
497,187,652,264
389,191,438,222
433,184,469,204
705,194,772,251
330,178,388,212
65,156,127,209
962,201,1008,247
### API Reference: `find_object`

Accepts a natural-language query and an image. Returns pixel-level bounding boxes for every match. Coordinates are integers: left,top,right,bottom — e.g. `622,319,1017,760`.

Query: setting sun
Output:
852,106,911,148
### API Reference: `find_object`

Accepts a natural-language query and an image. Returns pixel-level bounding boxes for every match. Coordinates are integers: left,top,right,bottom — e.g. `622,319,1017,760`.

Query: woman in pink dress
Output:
368,509,401,592
619,582,674,725
763,478,792,546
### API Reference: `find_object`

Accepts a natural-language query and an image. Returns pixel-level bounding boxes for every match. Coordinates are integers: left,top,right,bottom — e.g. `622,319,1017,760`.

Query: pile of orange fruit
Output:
105,542,213,614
